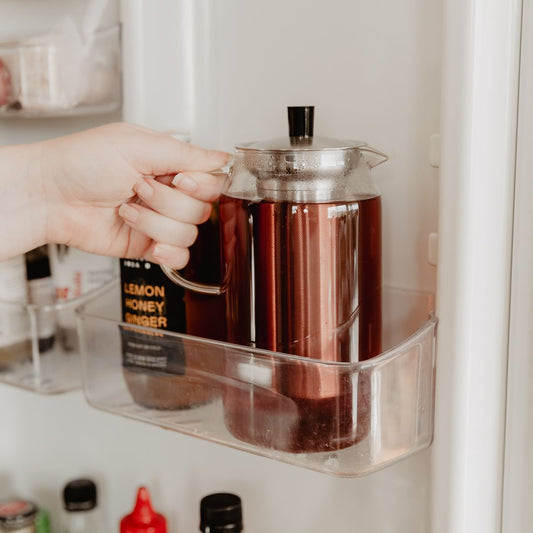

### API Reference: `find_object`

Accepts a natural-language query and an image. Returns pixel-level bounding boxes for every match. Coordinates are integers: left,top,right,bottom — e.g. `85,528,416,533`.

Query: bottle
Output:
199,493,243,533
119,256,220,410
0,499,38,532
34,509,50,533
48,245,118,351
120,486,166,533
0,256,31,368
25,246,56,352
61,478,103,533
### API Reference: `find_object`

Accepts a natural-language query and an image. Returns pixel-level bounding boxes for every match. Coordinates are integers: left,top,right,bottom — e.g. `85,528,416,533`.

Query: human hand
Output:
37,122,230,268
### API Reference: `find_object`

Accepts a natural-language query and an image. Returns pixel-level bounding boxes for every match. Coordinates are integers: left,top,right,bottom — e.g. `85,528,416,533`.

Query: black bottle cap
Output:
63,479,97,512
288,106,314,139
25,246,51,280
200,493,242,532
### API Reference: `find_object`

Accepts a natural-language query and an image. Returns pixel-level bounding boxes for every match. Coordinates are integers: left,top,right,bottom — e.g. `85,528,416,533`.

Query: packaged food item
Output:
61,478,104,533
0,256,31,368
25,246,56,352
120,258,217,410
48,245,117,351
119,211,225,410
0,18,121,116
0,499,38,532
199,493,243,533
120,486,166,533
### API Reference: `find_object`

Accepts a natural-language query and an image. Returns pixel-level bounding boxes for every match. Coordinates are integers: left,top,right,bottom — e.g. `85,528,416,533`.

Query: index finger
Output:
133,131,231,176
172,171,228,202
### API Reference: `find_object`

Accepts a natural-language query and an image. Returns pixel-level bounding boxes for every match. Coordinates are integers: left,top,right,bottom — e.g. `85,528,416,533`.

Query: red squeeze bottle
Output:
120,487,167,533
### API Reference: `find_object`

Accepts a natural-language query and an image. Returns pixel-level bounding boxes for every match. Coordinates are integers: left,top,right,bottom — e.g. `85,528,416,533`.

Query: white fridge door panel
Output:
502,0,533,529
432,0,522,532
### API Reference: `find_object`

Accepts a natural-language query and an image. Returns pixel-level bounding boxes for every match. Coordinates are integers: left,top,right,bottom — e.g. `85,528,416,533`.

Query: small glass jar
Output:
0,500,38,532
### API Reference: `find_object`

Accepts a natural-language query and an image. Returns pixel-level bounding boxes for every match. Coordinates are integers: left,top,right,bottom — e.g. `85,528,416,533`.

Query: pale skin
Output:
0,122,230,268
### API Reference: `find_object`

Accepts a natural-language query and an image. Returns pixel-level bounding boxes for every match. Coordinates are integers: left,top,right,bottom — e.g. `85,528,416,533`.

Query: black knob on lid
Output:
200,493,242,532
288,106,314,139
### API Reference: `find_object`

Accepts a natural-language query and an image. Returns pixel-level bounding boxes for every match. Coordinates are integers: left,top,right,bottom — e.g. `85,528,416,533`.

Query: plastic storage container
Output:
0,280,116,394
0,24,121,118
78,281,436,477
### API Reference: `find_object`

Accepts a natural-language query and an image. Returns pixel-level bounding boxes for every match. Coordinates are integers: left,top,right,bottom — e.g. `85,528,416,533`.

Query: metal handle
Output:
359,145,389,168
160,265,223,296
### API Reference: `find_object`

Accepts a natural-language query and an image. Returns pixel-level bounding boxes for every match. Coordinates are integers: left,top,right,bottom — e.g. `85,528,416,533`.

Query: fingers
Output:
131,127,231,176
132,177,212,224
172,171,228,202
119,202,199,248
148,244,190,270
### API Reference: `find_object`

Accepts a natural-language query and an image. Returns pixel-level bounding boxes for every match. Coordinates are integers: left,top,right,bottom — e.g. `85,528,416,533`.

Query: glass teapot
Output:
162,106,388,452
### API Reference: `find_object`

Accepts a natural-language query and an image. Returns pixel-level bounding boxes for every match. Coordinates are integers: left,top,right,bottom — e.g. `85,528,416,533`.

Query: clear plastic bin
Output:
0,280,116,394
0,24,121,118
78,282,436,477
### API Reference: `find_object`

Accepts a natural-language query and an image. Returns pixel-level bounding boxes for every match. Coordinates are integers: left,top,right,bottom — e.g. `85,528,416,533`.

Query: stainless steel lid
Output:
229,107,385,203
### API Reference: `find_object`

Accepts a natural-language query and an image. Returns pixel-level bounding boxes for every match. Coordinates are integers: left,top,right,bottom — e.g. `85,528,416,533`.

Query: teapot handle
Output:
159,167,231,296
160,265,223,296
359,145,389,168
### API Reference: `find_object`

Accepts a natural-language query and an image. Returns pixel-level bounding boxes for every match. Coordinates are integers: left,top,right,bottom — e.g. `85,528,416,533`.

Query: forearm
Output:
0,142,47,261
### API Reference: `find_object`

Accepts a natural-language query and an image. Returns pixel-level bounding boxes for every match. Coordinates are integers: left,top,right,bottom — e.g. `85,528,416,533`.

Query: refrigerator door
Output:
502,0,533,530
432,0,522,532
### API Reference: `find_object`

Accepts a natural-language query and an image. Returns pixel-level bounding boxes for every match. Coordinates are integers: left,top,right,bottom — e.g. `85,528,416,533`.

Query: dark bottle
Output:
25,246,56,352
119,211,225,410
200,493,243,533
61,478,103,533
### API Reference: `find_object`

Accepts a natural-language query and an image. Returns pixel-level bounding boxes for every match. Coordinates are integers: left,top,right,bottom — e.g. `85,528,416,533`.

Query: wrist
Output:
0,142,47,261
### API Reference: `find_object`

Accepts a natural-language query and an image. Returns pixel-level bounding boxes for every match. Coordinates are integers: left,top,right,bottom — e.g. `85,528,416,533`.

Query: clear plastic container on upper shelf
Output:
0,22,121,118
0,278,117,395
77,281,437,477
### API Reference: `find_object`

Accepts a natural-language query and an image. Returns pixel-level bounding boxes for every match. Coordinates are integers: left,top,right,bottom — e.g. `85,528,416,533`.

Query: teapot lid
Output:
236,106,366,152
228,106,386,203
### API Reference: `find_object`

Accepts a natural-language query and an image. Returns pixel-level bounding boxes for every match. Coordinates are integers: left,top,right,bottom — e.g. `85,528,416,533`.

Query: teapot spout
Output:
359,145,389,168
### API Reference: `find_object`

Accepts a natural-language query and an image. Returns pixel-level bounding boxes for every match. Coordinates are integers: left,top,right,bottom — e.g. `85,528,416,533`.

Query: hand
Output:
37,122,230,268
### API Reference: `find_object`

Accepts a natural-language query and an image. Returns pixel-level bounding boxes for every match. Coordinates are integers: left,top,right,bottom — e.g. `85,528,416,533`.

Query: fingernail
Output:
133,178,153,200
209,150,231,165
153,243,188,269
153,243,171,261
173,173,198,193
119,203,140,224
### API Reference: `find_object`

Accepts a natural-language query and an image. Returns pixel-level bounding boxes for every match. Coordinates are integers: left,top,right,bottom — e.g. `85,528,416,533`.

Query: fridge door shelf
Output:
78,282,436,477
0,25,121,118
0,280,117,394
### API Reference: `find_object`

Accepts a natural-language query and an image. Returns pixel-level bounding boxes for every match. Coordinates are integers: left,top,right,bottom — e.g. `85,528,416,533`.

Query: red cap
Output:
120,487,167,533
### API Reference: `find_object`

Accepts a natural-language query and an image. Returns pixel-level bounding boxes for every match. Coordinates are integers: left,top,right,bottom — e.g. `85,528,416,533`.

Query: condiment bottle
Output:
120,486,167,533
0,499,38,532
61,478,103,533
200,493,243,533
0,256,30,367
25,246,56,352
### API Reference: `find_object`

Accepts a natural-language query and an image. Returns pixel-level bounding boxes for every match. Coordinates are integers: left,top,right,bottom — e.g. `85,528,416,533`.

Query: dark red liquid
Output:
184,205,226,342
220,195,381,452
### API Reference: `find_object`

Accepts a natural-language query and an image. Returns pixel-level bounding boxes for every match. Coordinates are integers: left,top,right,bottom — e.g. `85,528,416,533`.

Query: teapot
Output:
162,106,388,452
